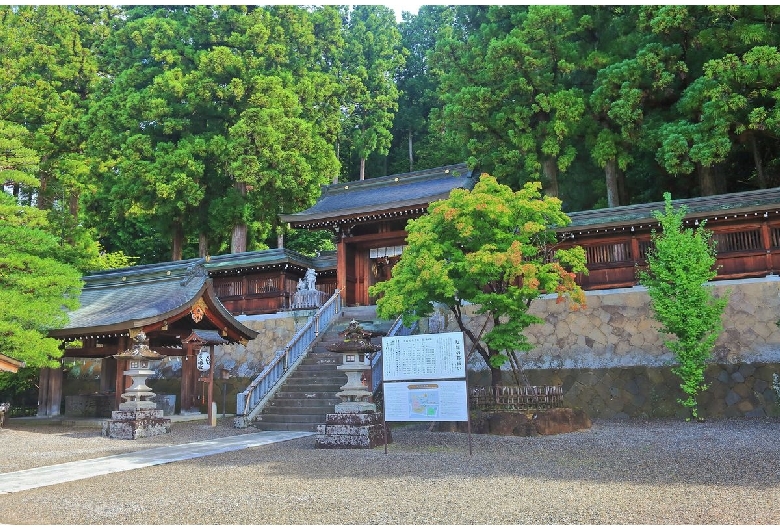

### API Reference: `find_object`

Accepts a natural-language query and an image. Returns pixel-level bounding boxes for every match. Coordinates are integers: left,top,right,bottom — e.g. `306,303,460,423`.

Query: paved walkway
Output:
0,431,313,495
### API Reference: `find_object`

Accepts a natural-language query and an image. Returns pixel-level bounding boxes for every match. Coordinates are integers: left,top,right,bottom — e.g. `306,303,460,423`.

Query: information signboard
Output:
380,331,472,454
383,380,469,422
381,331,466,381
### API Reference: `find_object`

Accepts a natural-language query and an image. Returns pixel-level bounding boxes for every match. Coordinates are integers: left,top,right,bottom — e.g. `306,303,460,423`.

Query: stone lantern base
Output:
102,409,171,440
315,412,389,449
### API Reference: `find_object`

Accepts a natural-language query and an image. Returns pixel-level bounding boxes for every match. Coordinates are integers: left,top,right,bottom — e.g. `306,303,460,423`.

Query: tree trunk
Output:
198,233,208,258
171,221,183,261
37,174,47,209
231,224,247,254
698,163,726,196
231,181,248,253
618,167,629,206
605,158,620,207
277,228,284,249
541,158,559,197
333,141,340,184
360,157,366,181
490,365,502,391
408,129,414,172
69,192,79,218
750,134,767,189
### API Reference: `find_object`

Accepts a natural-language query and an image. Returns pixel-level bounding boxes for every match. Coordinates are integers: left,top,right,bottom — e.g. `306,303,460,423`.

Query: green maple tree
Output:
370,174,587,389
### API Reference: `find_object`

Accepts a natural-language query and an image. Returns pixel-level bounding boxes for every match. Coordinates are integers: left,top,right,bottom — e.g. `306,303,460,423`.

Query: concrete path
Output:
0,431,314,494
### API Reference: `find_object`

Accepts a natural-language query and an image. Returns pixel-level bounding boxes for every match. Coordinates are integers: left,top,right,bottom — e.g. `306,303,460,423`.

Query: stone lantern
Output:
102,331,171,439
315,320,387,449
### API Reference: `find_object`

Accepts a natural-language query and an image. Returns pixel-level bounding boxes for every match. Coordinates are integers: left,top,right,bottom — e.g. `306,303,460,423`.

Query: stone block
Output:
534,408,592,435
739,364,757,377
314,425,386,449
102,408,171,439
324,412,383,426
725,390,742,406
737,399,755,413
315,411,387,449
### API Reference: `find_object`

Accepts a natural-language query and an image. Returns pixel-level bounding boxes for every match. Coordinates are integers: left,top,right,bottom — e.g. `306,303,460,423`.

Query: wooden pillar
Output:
37,367,63,417
204,346,215,426
100,357,117,393
114,357,127,410
630,236,641,264
761,221,773,273
181,343,199,412
114,335,129,410
356,249,370,306
337,236,348,304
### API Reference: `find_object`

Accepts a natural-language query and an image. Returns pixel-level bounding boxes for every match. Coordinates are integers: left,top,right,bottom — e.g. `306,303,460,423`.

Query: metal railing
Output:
234,290,342,427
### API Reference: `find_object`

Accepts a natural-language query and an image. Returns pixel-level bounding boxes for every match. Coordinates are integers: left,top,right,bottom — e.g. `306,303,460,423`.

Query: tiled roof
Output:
51,259,256,341
183,329,228,345
205,248,315,272
57,259,207,332
279,163,478,226
565,187,780,230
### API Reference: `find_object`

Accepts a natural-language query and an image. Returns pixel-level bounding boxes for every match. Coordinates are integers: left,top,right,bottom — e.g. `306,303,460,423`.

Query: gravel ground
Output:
1,417,779,525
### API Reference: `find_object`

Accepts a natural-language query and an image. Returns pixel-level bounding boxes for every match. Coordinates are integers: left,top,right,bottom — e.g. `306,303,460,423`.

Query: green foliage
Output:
0,366,39,398
370,174,587,387
339,5,406,181
284,229,336,257
4,5,780,266
638,192,729,419
0,193,83,369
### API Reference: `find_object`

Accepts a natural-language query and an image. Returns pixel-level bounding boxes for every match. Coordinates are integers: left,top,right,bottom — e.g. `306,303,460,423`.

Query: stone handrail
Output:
234,290,342,427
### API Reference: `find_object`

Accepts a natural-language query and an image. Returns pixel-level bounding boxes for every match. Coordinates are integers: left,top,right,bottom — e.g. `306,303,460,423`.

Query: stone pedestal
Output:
101,409,171,440
104,331,170,439
316,320,384,449
315,412,389,449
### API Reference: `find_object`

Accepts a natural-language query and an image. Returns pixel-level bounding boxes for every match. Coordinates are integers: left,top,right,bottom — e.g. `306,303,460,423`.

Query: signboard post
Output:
381,332,472,455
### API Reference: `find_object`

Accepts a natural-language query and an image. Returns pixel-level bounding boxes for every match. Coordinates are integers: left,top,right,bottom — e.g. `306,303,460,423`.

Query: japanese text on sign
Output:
381,332,466,381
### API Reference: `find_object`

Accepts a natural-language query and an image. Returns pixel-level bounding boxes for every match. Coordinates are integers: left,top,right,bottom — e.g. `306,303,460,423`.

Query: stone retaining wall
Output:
467,363,780,419
426,276,780,419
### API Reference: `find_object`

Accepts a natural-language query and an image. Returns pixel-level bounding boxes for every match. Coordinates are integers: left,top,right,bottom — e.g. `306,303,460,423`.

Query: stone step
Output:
279,374,347,392
253,421,320,432
256,412,327,424
276,383,343,393
251,309,388,432
292,356,345,366
262,405,337,415
274,388,341,399
265,395,341,408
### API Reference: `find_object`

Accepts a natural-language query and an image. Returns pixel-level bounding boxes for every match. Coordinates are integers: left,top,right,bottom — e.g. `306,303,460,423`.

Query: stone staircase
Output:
251,306,390,432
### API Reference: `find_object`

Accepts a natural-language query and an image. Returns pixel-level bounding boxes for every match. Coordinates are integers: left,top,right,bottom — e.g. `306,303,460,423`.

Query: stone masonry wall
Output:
422,276,780,419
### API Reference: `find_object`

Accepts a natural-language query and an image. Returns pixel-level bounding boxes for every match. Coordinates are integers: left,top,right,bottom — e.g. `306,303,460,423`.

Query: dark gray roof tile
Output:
280,163,477,224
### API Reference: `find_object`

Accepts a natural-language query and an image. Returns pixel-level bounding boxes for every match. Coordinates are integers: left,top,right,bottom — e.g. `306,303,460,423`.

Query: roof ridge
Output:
318,163,471,196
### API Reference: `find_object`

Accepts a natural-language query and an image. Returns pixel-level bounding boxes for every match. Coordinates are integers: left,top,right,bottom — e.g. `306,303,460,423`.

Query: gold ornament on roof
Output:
191,298,207,323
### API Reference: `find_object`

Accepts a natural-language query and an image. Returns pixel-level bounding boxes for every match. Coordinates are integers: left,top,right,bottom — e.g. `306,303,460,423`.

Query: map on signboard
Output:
381,331,466,381
383,380,469,422
409,388,439,419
